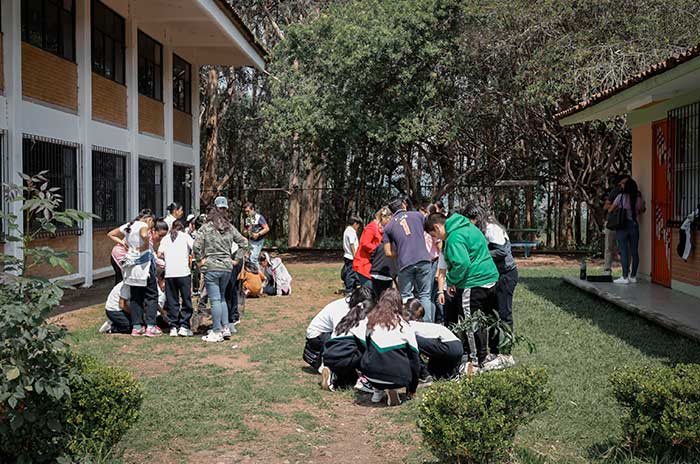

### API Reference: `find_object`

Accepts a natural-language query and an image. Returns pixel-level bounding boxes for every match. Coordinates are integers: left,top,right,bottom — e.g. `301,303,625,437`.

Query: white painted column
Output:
192,61,201,213
126,3,140,217
76,0,93,286
163,35,174,208
3,0,24,262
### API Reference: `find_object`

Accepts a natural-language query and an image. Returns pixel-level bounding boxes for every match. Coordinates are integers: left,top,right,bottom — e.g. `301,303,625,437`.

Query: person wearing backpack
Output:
609,177,646,284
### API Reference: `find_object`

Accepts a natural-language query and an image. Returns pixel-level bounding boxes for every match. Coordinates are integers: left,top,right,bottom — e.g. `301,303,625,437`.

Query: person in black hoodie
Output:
360,288,420,407
321,296,376,391
369,240,397,299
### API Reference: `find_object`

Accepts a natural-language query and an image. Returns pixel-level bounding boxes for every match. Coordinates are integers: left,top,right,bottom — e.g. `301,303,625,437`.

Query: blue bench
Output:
511,241,538,258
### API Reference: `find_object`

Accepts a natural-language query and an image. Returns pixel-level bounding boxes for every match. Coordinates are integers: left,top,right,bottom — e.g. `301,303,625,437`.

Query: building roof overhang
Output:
557,43,700,126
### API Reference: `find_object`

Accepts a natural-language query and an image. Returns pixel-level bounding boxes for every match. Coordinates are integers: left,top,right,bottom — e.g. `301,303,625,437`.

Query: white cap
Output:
214,196,228,209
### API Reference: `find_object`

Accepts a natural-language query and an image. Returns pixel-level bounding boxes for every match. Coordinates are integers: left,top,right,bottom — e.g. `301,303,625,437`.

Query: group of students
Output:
306,198,520,405
101,197,291,343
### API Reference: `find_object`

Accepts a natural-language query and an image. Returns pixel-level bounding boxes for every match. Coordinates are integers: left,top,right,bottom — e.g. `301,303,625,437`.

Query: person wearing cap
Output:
242,202,269,266
193,199,248,342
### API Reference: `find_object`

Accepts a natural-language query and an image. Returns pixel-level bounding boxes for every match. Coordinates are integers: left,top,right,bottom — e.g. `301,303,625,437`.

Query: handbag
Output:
606,195,627,230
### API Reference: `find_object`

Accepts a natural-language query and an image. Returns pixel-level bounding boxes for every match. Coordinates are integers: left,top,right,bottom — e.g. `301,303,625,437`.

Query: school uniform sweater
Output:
409,321,463,357
323,319,368,371
360,320,420,392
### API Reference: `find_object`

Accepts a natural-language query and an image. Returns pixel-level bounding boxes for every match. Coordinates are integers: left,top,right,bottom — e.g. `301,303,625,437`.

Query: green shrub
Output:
67,356,144,455
610,364,700,458
417,367,551,464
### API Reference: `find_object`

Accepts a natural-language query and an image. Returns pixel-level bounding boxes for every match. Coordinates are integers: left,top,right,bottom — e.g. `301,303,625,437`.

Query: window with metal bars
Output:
173,165,193,215
138,31,163,101
670,102,700,224
22,137,80,236
93,150,127,229
21,0,76,61
91,0,125,85
173,54,192,114
138,158,163,217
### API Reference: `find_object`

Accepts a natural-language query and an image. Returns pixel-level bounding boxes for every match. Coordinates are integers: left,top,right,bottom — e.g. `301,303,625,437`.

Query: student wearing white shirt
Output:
158,220,195,337
341,216,362,295
102,282,132,334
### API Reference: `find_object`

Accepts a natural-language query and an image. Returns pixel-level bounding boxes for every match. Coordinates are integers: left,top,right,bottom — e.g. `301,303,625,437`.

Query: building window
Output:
173,165,193,215
22,137,79,234
21,0,76,62
138,31,163,101
138,158,163,217
91,0,125,84
93,150,127,229
670,102,700,223
173,54,192,114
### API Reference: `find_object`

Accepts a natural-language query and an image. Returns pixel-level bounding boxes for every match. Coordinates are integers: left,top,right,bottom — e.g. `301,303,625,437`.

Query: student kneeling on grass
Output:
405,299,464,380
100,272,167,334
304,286,374,373
360,288,420,407
320,295,376,391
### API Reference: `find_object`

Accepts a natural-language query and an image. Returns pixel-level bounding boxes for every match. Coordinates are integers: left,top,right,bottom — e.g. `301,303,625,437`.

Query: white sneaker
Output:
484,353,497,364
483,354,516,372
202,331,223,343
222,327,232,340
614,277,629,284
371,389,386,403
178,327,193,337
386,389,402,407
628,277,638,284
98,320,112,333
354,377,374,393
169,327,179,337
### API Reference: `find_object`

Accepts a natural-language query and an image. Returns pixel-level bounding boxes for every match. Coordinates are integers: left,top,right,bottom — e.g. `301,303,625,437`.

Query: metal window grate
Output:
669,102,700,223
22,135,81,237
138,158,163,217
93,149,127,229
173,164,193,215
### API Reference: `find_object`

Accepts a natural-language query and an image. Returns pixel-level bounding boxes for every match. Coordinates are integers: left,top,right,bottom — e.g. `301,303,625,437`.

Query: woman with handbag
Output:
609,177,646,284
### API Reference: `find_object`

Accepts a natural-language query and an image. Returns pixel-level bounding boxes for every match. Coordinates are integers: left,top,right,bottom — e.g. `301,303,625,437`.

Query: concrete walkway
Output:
563,277,700,343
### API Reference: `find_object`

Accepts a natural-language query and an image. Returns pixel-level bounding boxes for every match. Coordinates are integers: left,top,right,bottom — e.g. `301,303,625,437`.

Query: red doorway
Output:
651,120,672,287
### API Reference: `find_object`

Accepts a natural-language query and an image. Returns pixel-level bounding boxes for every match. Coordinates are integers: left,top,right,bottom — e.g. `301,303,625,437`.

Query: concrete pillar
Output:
163,36,174,207
192,61,201,213
126,2,140,218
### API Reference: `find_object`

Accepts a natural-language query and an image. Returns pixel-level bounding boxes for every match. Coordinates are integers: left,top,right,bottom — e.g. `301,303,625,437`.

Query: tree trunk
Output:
299,163,325,247
287,138,301,248
574,200,582,247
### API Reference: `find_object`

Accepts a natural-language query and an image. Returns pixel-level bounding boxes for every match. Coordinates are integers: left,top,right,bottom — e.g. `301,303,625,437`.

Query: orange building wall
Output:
173,109,192,145
631,123,653,278
92,73,128,127
138,95,164,136
25,235,80,279
92,230,115,270
672,229,700,287
22,43,78,112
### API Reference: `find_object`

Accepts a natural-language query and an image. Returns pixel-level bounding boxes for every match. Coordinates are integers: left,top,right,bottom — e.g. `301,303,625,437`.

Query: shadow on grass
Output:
520,276,700,365
586,440,700,464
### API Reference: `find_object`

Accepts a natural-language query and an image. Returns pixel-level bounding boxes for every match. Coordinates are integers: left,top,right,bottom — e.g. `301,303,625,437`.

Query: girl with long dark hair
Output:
158,220,195,337
610,177,646,284
193,204,248,342
164,202,184,230
360,288,420,406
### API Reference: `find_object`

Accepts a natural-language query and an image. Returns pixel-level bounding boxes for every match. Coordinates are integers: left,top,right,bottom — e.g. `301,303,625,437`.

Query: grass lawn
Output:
58,261,700,464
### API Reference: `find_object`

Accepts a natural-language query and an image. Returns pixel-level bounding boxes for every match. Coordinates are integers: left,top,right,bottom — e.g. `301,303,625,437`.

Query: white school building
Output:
0,0,265,285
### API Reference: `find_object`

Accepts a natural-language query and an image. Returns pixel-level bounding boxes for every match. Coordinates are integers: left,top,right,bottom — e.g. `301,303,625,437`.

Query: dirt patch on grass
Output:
49,304,103,331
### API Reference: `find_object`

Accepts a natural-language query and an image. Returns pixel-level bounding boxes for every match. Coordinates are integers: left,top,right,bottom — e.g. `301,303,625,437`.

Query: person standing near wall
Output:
342,216,362,295
602,175,625,276
243,202,270,266
383,197,433,321
610,177,646,284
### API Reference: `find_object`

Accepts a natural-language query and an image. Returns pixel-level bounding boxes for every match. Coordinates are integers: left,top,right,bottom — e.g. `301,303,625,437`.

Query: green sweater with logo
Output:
444,214,499,289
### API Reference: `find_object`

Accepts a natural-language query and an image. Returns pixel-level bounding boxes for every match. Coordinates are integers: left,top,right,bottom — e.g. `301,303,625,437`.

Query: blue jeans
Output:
616,222,640,279
204,270,232,331
397,260,433,322
249,240,264,265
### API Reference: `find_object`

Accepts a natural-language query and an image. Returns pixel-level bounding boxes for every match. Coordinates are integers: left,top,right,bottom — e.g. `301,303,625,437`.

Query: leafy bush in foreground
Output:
417,366,551,464
610,364,700,459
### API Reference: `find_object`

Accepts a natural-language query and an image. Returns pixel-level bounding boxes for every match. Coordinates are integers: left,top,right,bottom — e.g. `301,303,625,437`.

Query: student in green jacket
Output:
425,213,499,367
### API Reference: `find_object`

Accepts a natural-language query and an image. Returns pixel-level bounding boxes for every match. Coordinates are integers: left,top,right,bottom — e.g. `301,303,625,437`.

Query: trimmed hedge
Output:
417,366,551,464
67,355,144,455
610,364,700,457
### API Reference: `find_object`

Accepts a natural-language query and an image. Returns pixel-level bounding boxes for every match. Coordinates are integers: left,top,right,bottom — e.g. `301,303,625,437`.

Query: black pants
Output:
106,310,131,334
341,258,357,294
325,350,362,388
457,286,497,364
111,255,123,285
129,263,159,327
371,278,393,300
417,337,463,379
165,276,193,330
225,261,243,323
303,333,331,370
492,268,518,354
443,288,462,327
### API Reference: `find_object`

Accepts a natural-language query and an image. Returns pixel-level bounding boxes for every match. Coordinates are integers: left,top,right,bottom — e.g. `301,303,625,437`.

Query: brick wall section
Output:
0,33,4,93
92,73,127,127
93,229,115,269
173,109,193,145
22,43,78,112
138,95,164,136
26,235,79,279
672,229,700,287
